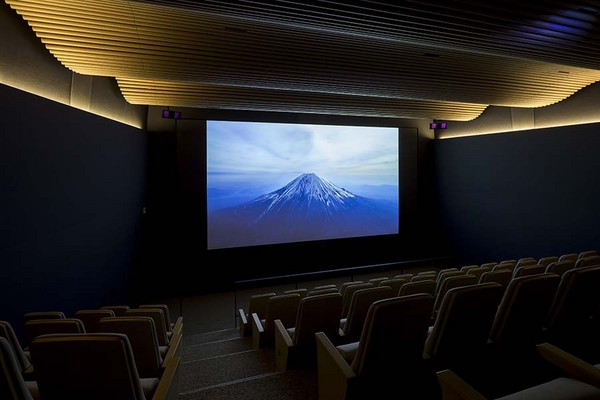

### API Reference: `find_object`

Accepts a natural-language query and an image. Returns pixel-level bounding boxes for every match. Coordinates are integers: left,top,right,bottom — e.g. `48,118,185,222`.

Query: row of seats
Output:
1,303,182,400
314,264,600,399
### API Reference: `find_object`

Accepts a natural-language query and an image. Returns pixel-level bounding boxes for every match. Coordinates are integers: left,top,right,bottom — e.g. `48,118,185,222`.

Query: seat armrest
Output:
172,316,183,337
436,369,487,400
537,343,600,388
274,319,293,371
162,331,182,368
153,355,180,400
238,308,249,336
251,313,265,349
315,332,356,400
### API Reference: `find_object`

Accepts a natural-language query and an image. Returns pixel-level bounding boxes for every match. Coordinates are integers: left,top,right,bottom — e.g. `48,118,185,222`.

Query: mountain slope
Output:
208,173,398,248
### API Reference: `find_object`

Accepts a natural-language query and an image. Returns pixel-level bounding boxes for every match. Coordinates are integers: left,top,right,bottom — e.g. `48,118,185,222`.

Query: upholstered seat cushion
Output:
335,341,359,365
497,377,600,400
26,381,40,400
140,377,160,399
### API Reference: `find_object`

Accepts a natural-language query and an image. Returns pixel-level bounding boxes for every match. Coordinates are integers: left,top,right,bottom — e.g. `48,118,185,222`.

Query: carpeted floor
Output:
179,328,318,400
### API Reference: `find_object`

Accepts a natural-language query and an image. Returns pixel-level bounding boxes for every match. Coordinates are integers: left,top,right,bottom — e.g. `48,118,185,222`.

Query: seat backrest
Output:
433,275,478,317
435,269,460,285
24,318,85,348
0,337,33,400
74,309,115,333
367,277,388,286
30,333,147,400
489,273,561,346
538,256,559,267
23,311,65,321
393,273,414,281
545,266,600,336
282,289,307,299
125,308,169,346
424,283,504,364
516,258,537,268
98,316,162,378
467,266,491,280
578,250,597,259
339,281,364,299
545,260,575,276
312,284,337,291
343,286,395,342
512,264,545,279
246,292,276,319
460,265,479,273
0,321,31,373
377,278,408,292
351,294,434,377
574,255,600,269
140,304,173,331
341,283,374,317
478,269,512,288
263,293,302,337
435,271,465,294
100,305,131,316
480,262,498,270
307,287,339,297
411,274,436,282
398,280,436,297
559,253,578,262
293,293,342,346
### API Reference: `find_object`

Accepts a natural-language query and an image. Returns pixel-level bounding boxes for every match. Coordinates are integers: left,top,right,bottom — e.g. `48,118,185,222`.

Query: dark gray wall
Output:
436,122,600,265
0,84,147,340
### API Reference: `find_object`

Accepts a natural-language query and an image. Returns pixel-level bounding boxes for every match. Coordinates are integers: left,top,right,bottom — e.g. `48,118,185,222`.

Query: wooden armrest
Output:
153,355,180,400
162,331,182,368
172,316,183,337
251,313,265,349
238,308,249,336
274,319,293,371
315,332,356,400
537,343,600,388
238,308,248,325
436,369,487,400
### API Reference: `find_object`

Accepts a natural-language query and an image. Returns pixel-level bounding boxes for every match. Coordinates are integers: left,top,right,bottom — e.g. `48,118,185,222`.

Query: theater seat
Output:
274,292,342,371
0,336,39,400
0,321,34,379
316,294,435,400
74,309,115,333
338,286,395,343
436,343,600,400
23,312,65,322
251,293,301,349
98,316,179,379
238,292,276,337
29,333,179,400
139,304,182,337
23,318,85,350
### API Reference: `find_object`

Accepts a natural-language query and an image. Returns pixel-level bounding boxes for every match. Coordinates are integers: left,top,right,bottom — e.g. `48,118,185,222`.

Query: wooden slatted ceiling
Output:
5,0,600,121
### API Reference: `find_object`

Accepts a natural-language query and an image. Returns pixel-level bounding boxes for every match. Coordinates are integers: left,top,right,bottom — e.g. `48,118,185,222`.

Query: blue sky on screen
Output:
207,121,398,192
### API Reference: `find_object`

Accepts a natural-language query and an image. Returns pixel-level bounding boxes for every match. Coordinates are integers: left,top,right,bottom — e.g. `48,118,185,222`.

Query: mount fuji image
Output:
208,173,398,249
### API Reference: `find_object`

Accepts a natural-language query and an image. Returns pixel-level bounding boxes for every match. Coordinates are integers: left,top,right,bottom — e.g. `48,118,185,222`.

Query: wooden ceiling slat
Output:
6,0,600,120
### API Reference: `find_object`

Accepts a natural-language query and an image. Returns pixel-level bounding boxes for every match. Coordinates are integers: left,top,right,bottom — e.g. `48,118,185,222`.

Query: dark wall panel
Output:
0,84,146,340
436,123,600,265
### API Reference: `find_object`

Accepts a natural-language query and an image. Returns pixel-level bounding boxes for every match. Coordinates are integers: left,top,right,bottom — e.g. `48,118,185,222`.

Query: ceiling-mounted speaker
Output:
162,109,181,119
430,121,447,129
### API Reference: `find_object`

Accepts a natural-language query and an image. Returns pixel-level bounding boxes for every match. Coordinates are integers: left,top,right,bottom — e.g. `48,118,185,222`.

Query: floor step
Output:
183,336,253,362
183,328,241,346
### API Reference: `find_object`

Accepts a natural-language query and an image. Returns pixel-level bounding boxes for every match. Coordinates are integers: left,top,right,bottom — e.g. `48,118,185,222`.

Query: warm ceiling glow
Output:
5,0,600,124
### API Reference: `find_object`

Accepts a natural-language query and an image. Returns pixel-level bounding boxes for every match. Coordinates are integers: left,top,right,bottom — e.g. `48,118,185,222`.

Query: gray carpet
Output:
179,328,318,399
